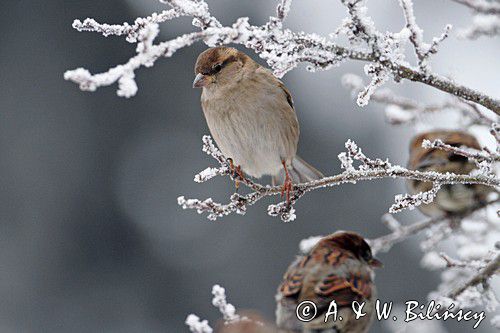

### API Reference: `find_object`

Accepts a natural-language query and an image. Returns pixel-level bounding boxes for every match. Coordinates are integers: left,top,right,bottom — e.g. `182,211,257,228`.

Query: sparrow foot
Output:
228,158,246,190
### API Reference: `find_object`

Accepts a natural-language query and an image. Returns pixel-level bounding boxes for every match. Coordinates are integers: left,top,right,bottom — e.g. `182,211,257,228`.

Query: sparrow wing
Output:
279,256,306,297
278,81,294,110
314,272,373,308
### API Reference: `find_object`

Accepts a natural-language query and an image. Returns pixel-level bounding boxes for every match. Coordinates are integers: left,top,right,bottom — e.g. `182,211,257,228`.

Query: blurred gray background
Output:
1,1,498,332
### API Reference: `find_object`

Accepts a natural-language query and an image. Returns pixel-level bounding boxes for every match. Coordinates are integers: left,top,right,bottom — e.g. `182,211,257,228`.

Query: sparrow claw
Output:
227,158,245,190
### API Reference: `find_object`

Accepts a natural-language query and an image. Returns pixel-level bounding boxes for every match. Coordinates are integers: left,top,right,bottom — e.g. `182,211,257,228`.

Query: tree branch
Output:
64,0,500,114
369,198,500,254
178,136,499,222
447,252,500,299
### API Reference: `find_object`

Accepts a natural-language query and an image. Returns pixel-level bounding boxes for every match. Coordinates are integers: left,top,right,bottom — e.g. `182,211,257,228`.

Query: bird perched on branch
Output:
193,47,323,201
407,130,494,217
276,232,381,333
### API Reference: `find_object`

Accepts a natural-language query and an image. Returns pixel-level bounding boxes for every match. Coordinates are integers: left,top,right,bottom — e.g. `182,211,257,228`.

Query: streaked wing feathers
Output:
315,272,372,307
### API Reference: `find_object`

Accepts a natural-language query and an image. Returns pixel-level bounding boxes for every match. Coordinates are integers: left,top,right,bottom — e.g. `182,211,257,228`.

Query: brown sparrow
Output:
215,311,277,333
275,232,382,333
193,47,323,199
407,130,494,217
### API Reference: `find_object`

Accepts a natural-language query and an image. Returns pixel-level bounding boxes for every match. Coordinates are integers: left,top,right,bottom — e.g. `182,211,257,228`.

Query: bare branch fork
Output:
64,0,500,114
178,135,499,222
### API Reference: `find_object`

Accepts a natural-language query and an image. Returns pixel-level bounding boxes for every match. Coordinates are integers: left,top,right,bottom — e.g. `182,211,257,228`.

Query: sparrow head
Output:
319,231,383,268
193,46,251,89
409,130,481,171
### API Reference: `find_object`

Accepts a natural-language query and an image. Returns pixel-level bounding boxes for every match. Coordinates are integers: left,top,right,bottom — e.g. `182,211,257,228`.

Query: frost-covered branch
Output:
452,0,500,39
71,9,184,42
447,252,500,299
369,198,499,254
186,284,253,333
178,136,499,222
399,0,451,73
342,73,499,126
369,194,500,327
65,0,500,114
423,138,500,164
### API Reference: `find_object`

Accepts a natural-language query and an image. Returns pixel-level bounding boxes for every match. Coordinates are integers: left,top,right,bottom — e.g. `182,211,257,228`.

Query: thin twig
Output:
369,198,500,254
448,253,500,299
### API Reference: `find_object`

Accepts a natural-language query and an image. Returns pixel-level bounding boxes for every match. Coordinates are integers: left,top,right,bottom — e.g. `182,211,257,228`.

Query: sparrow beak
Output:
193,73,209,88
368,258,383,268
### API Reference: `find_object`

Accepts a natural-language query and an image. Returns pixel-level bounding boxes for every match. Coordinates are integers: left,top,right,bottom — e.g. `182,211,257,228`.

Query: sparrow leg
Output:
228,158,246,190
281,160,293,204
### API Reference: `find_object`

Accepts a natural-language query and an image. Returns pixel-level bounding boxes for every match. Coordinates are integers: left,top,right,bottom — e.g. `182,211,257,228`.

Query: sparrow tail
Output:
272,156,323,185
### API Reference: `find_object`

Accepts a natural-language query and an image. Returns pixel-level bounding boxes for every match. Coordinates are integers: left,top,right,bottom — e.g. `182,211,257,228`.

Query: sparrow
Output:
407,130,494,217
193,47,323,200
275,232,382,333
215,311,277,333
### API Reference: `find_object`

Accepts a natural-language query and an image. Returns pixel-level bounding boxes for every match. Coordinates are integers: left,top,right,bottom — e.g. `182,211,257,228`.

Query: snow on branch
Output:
447,252,500,299
369,198,499,254
451,0,500,39
186,284,261,333
423,138,500,175
342,73,499,126
399,0,452,73
186,314,213,333
64,0,500,114
178,135,499,222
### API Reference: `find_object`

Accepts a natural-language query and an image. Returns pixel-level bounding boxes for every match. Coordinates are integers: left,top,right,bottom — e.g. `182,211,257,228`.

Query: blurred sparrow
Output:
276,232,382,333
216,311,276,333
193,47,323,200
407,130,494,217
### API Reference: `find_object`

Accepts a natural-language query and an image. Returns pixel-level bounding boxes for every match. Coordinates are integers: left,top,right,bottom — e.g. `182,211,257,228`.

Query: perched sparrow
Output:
193,47,323,199
407,130,494,217
276,232,382,333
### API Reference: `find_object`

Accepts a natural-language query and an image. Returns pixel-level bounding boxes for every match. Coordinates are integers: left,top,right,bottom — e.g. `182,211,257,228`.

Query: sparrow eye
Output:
212,63,223,73
362,249,372,261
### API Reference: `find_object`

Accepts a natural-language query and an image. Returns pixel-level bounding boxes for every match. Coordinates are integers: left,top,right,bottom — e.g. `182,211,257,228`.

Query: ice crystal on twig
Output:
186,314,213,333
390,182,442,213
186,284,252,332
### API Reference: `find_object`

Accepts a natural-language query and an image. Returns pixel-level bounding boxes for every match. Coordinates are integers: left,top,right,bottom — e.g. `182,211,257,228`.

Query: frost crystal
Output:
185,314,213,333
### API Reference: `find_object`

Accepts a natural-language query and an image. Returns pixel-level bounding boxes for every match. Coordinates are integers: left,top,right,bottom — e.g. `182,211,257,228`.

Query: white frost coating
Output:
185,314,213,333
385,105,415,124
185,284,253,332
357,64,390,107
390,183,441,213
212,285,246,323
299,235,323,254
194,167,221,183
421,251,447,270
